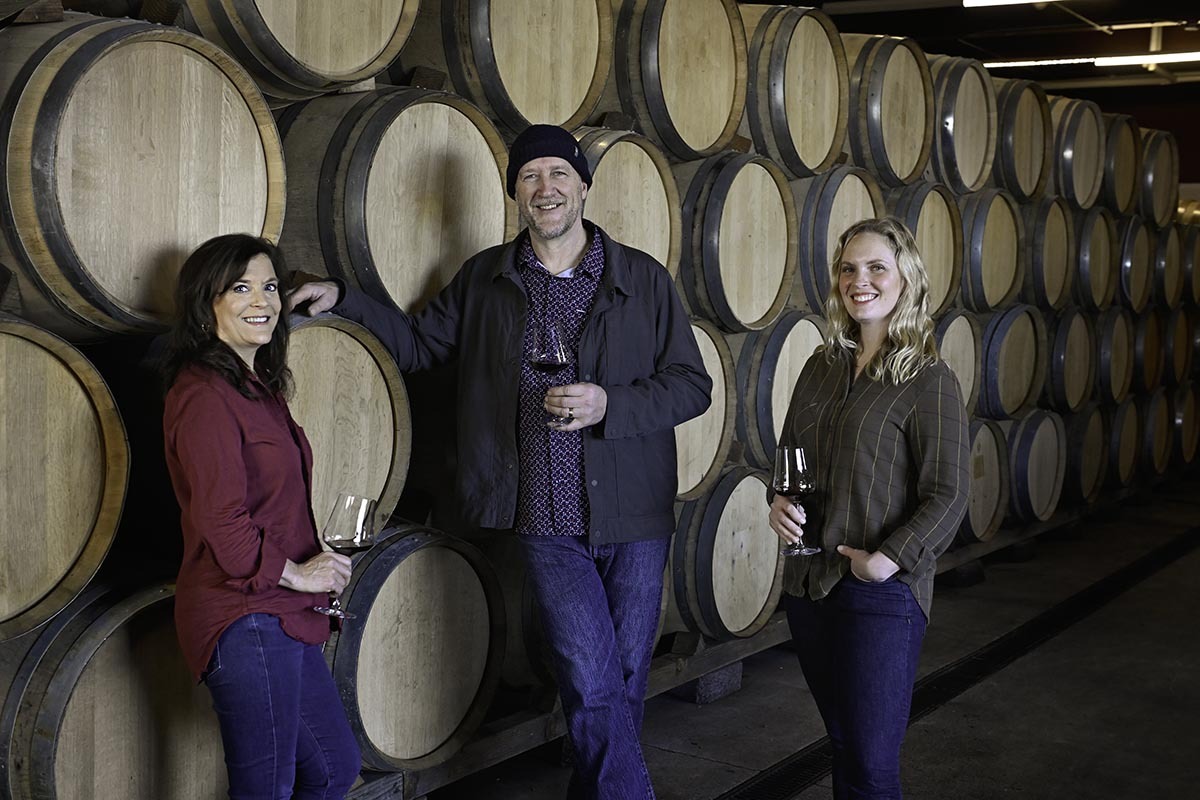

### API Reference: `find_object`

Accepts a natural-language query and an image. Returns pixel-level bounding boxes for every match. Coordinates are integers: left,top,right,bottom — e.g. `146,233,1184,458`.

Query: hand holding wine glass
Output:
530,318,576,428
312,492,377,619
772,445,821,557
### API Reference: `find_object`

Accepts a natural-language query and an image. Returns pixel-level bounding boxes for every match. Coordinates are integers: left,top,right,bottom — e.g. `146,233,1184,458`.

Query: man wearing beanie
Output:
291,123,711,799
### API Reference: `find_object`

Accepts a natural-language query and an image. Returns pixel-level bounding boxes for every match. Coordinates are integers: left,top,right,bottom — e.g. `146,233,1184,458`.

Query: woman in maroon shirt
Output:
161,234,360,799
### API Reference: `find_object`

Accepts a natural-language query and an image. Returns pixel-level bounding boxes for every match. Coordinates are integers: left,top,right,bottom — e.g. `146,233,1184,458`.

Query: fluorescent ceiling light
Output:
985,57,1096,68
963,0,1056,7
1094,51,1200,66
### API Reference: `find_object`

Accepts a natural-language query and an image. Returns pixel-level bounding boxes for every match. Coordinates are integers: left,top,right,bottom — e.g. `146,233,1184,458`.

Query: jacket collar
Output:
490,222,636,298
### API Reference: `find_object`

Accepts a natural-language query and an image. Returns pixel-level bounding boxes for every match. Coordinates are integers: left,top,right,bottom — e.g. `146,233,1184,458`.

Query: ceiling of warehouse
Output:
797,0,1200,182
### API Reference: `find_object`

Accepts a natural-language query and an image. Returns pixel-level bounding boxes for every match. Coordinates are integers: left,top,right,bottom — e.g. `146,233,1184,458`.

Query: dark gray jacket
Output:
332,225,712,544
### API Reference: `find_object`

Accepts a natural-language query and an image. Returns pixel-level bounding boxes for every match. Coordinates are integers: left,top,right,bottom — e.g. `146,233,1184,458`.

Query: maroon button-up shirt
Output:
163,364,329,680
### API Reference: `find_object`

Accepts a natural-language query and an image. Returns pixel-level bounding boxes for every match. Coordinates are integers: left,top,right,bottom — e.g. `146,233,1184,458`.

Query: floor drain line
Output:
714,527,1200,800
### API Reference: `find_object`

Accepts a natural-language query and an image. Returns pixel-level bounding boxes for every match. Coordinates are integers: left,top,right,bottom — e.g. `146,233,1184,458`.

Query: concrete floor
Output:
428,479,1200,800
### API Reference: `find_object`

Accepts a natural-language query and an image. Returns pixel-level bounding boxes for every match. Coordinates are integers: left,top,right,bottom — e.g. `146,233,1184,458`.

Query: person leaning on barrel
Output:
160,234,361,800
767,218,970,800
290,124,712,799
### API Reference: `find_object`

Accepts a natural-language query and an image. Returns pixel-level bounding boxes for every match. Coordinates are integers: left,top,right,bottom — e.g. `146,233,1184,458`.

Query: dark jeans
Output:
785,576,927,800
518,534,669,800
204,613,360,800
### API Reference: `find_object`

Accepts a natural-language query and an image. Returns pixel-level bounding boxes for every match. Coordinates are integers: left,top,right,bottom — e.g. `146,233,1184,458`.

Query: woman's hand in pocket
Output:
836,545,899,583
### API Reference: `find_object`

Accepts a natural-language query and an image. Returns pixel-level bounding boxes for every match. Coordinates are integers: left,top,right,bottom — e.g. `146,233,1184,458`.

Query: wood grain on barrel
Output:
1075,206,1118,311
675,321,733,499
1140,129,1179,228
1118,215,1154,312
793,166,884,310
961,419,1006,541
1096,306,1134,404
991,78,1050,200
927,55,995,192
1049,96,1104,209
1021,195,1074,310
1101,113,1141,215
1156,224,1184,309
886,182,961,317
659,0,740,153
718,163,792,327
935,310,980,414
710,472,781,635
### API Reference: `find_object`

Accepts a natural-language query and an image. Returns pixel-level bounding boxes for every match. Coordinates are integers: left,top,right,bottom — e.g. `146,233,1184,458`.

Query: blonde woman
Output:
767,218,970,799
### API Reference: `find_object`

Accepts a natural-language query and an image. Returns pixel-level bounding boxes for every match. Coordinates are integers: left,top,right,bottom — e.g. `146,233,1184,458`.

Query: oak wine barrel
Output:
738,4,848,178
1047,95,1105,209
476,535,553,690
670,468,783,641
1073,205,1118,311
1164,307,1194,386
614,0,748,160
674,152,797,332
1104,398,1139,488
958,188,1024,313
1001,409,1066,524
841,33,934,187
934,308,982,415
1136,388,1172,480
0,13,283,341
1042,307,1095,414
885,181,962,318
1116,215,1154,313
0,318,127,642
958,419,1009,543
734,310,827,469
1171,382,1199,466
977,304,1047,420
575,126,681,278
1,584,227,800
1132,309,1165,394
1183,224,1200,306
990,77,1051,201
327,526,503,771
1062,403,1108,506
675,320,736,501
1139,128,1180,229
1020,194,1075,311
1100,113,1142,216
1094,306,1135,406
1155,223,1185,309
177,0,418,104
925,54,996,193
277,87,512,315
792,165,885,312
289,316,411,528
398,0,611,135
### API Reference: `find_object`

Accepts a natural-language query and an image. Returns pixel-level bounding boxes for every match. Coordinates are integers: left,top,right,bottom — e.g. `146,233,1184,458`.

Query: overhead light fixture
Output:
963,0,1057,7
984,57,1096,68
1094,51,1200,66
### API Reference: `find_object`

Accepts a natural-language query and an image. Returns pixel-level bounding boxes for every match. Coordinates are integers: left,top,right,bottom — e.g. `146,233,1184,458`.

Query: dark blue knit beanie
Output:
506,124,593,199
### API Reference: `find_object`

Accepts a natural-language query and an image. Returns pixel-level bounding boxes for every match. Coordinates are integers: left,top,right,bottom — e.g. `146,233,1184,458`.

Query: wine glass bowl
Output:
313,492,377,619
772,446,821,557
529,318,570,374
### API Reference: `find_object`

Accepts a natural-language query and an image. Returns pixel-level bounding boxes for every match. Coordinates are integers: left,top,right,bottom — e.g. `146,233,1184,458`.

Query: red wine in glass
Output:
773,445,821,556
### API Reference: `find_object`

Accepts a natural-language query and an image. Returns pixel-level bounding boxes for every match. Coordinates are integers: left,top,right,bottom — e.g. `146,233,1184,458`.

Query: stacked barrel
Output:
2,1,1197,797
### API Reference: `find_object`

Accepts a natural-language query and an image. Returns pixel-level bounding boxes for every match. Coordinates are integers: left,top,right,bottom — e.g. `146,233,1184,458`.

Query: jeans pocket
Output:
201,640,223,684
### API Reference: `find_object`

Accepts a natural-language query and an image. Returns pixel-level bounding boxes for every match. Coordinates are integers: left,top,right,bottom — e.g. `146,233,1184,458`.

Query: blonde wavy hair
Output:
822,217,939,385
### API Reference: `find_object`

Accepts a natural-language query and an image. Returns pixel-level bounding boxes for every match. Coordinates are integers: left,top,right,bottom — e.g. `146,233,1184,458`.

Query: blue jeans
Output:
204,614,360,800
518,535,669,800
785,577,927,800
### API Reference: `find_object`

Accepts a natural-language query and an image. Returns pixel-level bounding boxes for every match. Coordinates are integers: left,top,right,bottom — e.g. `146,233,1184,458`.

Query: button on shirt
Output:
515,227,605,536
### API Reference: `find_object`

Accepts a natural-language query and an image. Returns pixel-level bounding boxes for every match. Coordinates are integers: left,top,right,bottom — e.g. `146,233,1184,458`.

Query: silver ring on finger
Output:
566,407,575,422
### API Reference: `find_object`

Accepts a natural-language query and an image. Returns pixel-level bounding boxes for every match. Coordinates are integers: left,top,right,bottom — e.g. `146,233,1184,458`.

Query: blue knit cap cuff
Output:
506,124,593,198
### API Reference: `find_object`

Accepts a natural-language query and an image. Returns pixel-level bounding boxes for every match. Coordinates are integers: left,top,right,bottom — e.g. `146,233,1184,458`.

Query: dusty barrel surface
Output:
178,0,418,103
1047,95,1105,210
0,13,283,341
925,54,996,193
1094,306,1135,405
977,304,1047,420
1140,128,1180,229
738,4,847,178
289,316,411,528
841,33,934,187
1,584,228,800
935,308,982,415
614,0,747,160
991,77,1051,201
1073,205,1118,311
734,310,826,470
1100,113,1142,216
576,126,680,277
1116,215,1154,313
277,87,511,315
1062,403,1108,506
1042,307,1095,415
792,165,885,311
1001,409,1066,524
885,181,962,318
958,418,1008,543
670,468,783,641
1105,398,1139,488
0,319,128,642
958,188,1024,313
326,526,503,771
674,152,797,332
1020,195,1075,311
675,320,736,501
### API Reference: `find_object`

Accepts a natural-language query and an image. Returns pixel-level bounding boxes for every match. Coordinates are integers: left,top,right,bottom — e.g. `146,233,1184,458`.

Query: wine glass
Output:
773,445,821,557
312,492,377,619
529,318,573,426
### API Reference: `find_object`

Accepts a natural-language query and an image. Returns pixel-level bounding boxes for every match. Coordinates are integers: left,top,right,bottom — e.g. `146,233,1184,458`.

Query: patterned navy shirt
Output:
515,225,606,536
